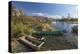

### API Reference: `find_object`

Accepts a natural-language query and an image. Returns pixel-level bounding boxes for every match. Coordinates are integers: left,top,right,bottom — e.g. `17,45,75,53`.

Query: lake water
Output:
52,21,78,33
52,21,78,48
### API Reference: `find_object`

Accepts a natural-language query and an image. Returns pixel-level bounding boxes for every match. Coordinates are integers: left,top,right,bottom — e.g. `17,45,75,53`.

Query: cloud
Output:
32,12,45,16
49,15,62,18
32,12,62,19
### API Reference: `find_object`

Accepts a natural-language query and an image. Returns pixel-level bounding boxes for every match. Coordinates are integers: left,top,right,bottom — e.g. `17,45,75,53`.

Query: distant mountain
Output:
32,16,53,20
32,16,48,18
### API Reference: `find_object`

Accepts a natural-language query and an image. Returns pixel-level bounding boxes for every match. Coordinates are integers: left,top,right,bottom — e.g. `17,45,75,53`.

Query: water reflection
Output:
52,21,78,33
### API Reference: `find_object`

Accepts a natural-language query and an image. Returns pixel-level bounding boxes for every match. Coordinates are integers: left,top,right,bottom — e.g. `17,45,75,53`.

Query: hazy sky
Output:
12,1,78,18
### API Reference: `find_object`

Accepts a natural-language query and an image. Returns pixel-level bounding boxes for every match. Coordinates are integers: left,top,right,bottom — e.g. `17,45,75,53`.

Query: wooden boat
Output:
18,36,45,50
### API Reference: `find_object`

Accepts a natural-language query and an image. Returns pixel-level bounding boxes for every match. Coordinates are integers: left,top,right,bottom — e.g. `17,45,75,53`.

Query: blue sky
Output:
12,1,78,18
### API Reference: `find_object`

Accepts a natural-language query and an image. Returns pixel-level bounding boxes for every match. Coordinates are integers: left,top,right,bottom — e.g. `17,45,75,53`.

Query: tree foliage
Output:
11,4,52,38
